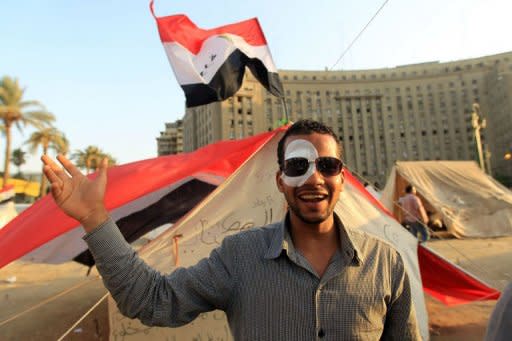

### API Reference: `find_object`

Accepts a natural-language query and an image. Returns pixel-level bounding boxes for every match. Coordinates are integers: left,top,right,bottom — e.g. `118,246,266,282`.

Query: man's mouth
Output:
297,193,328,202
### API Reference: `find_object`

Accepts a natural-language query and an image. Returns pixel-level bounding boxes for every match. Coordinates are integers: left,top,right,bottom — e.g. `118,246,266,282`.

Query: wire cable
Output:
330,0,390,70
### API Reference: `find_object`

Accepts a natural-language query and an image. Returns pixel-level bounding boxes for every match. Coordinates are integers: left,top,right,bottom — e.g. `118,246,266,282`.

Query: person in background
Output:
398,185,429,242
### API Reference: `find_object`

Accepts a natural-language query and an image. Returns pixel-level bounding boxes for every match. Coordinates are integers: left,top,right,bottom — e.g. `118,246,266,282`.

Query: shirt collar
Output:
264,212,363,265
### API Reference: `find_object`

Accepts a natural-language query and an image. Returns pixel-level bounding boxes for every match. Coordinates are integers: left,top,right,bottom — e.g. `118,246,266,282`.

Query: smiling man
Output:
42,119,420,340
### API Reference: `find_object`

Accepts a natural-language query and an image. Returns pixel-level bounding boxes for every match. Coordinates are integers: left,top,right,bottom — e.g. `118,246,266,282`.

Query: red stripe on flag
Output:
154,14,268,54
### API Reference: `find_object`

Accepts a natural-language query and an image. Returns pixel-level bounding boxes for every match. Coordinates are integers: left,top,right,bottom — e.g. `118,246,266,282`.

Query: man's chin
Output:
297,213,330,225
288,203,334,225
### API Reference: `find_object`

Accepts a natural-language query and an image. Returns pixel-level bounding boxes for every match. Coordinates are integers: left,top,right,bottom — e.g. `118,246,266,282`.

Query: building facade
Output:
183,51,512,186
157,120,184,155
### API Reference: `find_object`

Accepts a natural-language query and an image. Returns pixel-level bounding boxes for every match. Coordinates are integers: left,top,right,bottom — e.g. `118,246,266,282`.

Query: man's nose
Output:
304,165,325,185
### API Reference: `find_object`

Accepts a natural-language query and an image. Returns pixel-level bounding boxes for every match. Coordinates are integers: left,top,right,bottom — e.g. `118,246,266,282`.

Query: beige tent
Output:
106,133,429,341
380,161,512,238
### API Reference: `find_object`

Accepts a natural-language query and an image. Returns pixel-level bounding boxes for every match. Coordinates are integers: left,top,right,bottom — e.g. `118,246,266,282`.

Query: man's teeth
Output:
299,194,326,200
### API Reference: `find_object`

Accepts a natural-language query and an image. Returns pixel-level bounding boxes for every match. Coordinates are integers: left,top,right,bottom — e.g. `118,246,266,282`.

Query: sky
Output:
2,0,512,173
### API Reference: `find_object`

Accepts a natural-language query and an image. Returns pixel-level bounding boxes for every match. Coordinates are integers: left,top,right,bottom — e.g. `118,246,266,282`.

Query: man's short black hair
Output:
277,119,342,170
405,185,413,193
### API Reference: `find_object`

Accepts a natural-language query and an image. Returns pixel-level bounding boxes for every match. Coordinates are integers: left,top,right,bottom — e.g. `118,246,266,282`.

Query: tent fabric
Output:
0,202,17,230
108,132,430,341
345,164,501,306
0,129,279,268
73,179,217,266
418,246,500,306
380,161,512,238
0,185,17,230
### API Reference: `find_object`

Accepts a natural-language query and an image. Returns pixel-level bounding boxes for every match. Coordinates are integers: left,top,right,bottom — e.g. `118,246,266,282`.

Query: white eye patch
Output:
280,139,318,187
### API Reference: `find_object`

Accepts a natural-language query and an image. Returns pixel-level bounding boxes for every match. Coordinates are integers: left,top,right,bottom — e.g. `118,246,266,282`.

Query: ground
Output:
1,236,511,340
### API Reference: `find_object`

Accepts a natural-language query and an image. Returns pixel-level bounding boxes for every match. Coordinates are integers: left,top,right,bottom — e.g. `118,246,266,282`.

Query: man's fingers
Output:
56,154,82,177
42,155,70,185
41,155,60,170
43,165,63,185
95,157,109,188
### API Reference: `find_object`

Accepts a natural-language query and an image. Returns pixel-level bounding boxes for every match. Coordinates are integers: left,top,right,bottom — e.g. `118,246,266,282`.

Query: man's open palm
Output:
41,154,109,232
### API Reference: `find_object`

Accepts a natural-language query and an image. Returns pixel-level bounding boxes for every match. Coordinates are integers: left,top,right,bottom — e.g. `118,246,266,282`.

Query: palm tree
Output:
0,76,55,187
26,127,69,197
71,145,116,174
11,148,27,178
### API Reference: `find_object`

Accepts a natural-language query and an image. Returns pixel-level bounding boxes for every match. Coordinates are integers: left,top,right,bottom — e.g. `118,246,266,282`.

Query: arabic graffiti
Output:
111,307,233,341
197,197,275,246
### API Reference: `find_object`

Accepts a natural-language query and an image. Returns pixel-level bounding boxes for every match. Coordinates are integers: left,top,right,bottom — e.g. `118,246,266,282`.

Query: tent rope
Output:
0,275,101,327
56,292,109,341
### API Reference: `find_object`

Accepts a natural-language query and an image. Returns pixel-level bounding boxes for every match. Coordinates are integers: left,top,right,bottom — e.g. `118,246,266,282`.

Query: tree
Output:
11,148,27,178
26,127,69,197
71,145,116,174
0,76,55,187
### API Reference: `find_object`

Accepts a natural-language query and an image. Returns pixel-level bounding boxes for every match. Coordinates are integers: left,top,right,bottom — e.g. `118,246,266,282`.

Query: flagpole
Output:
281,96,289,123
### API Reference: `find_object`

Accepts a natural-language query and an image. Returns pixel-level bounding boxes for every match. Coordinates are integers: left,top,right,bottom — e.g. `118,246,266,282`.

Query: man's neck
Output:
289,215,337,240
288,214,341,277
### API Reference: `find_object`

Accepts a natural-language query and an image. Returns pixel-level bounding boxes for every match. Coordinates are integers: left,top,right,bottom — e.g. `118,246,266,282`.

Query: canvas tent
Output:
380,161,512,238
0,128,501,341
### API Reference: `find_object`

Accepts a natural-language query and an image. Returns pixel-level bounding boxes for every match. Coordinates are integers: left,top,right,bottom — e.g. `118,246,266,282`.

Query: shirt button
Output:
318,328,325,338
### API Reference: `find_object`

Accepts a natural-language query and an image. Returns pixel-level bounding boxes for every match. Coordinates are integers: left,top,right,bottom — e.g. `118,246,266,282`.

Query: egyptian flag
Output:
150,1,284,107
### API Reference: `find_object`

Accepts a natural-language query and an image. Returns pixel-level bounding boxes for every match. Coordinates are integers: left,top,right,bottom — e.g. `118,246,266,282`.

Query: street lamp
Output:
504,150,512,180
471,101,487,172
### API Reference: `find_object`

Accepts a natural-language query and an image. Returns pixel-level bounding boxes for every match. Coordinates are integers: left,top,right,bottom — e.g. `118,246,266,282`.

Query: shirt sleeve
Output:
84,217,235,327
381,252,422,341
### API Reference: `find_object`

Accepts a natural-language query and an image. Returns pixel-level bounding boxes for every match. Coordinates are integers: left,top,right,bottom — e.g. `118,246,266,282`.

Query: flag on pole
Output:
150,1,284,107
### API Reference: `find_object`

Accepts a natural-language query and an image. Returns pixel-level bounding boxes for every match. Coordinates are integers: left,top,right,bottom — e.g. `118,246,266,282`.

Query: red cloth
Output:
418,245,500,305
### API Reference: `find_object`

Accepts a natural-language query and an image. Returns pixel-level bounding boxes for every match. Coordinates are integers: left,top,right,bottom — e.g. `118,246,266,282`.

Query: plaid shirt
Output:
85,213,420,340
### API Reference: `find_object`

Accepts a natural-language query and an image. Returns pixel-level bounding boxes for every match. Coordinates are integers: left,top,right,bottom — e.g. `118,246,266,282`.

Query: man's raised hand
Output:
41,154,109,233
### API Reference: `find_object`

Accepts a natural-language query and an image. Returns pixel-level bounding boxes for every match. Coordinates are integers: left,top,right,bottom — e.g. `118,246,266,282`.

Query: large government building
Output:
159,51,512,186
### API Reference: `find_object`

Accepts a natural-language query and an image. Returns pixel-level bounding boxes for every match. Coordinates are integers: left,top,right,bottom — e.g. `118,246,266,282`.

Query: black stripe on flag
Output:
73,179,217,267
182,49,283,108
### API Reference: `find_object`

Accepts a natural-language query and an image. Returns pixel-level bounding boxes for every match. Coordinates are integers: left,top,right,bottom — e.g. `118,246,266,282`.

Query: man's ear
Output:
340,168,345,184
276,171,285,193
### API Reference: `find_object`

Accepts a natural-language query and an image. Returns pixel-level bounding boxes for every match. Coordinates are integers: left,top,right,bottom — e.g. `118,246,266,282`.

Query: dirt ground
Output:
1,236,511,340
